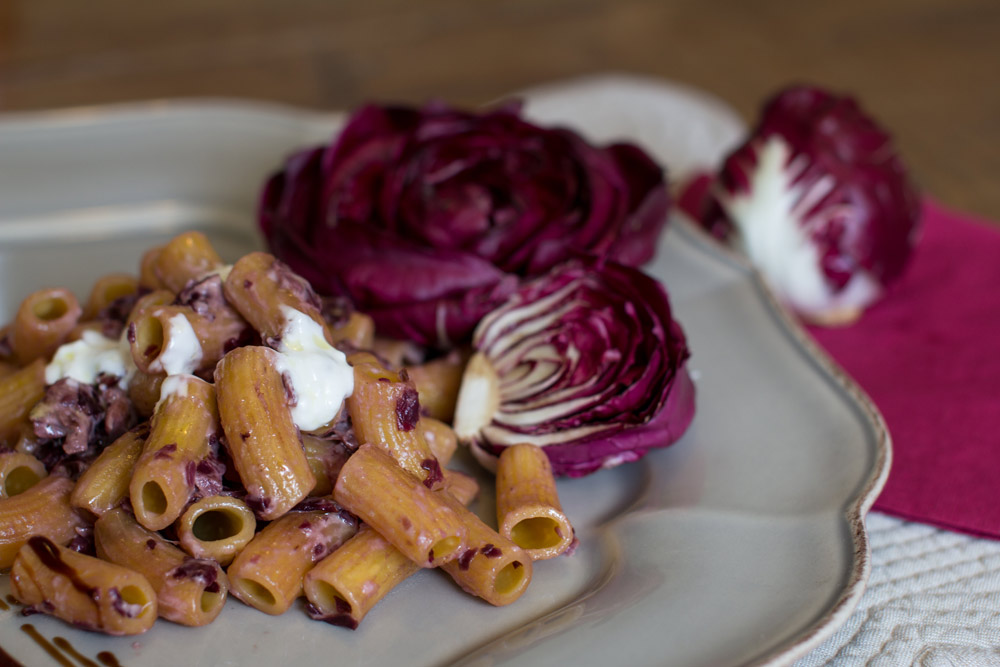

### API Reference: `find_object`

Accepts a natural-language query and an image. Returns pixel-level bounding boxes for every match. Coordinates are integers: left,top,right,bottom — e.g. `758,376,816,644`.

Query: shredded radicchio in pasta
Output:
305,601,358,630
395,386,420,432
26,376,138,477
97,291,143,339
187,454,227,501
168,559,221,593
65,524,95,556
320,294,354,329
109,587,144,618
175,275,225,321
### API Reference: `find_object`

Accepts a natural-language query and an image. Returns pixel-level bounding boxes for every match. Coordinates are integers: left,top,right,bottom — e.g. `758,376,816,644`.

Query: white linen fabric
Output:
797,513,1000,666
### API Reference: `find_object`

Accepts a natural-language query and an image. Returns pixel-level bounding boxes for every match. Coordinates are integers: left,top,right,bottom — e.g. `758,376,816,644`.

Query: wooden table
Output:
1,0,997,219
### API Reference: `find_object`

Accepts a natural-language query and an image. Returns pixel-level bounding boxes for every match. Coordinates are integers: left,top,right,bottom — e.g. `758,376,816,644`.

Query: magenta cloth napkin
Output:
677,177,1000,538
806,199,1000,538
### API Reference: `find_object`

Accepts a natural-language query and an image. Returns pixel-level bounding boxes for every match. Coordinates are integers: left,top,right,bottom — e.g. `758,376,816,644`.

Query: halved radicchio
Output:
453,258,695,477
694,85,921,324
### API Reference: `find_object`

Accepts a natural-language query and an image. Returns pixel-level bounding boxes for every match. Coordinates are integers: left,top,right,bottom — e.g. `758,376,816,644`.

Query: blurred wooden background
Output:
0,0,997,219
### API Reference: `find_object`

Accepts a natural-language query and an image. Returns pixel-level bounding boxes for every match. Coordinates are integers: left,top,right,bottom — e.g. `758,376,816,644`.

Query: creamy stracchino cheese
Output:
150,313,204,377
272,305,354,432
45,330,137,388
721,135,879,319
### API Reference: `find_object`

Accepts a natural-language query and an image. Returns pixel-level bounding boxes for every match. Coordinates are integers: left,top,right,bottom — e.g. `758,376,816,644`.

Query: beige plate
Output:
0,74,889,666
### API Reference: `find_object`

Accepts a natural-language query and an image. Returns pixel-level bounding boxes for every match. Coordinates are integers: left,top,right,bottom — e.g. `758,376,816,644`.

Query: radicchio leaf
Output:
454,258,695,477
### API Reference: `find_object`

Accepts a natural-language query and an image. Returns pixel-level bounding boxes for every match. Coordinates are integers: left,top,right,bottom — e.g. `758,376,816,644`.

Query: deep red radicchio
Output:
452,258,695,477
260,102,670,346
692,85,920,324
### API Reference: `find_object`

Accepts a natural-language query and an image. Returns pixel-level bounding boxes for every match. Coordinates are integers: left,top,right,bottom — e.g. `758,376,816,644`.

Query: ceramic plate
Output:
0,75,889,667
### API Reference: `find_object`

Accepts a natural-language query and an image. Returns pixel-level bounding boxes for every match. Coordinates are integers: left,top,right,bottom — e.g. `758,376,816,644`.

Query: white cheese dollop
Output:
46,330,137,388
156,372,194,408
152,313,204,376
272,306,354,432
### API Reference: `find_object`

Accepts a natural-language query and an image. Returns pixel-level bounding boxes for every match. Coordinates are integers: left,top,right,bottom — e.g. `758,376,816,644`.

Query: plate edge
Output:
674,215,892,667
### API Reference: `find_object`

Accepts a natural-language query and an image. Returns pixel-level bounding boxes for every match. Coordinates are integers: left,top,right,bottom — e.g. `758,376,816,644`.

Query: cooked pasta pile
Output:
0,232,575,635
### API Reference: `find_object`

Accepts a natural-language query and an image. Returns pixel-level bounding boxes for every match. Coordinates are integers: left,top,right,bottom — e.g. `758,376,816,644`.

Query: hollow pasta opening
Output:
494,561,527,596
4,466,41,497
119,586,152,617
99,282,135,305
510,517,562,550
134,315,165,363
192,509,243,542
234,578,277,610
140,481,168,516
429,536,462,562
311,580,351,616
200,589,224,614
31,296,69,321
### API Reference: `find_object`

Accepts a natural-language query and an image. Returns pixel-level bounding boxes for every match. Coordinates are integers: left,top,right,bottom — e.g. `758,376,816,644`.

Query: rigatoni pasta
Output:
9,287,82,364
95,508,228,627
130,375,219,531
439,490,532,606
0,451,46,499
11,536,157,635
81,273,139,321
227,506,358,615
304,470,479,628
223,251,330,346
0,230,576,640
495,443,575,560
333,443,466,568
214,345,316,519
0,358,46,446
0,475,90,569
70,424,147,517
301,433,351,497
346,352,441,487
176,495,257,566
152,231,225,293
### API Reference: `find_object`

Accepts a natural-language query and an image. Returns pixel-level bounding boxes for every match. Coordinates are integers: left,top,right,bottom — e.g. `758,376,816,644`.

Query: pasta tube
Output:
215,346,315,519
496,443,575,560
129,375,219,531
302,434,351,497
223,251,330,346
139,246,166,290
71,424,147,517
328,312,375,349
127,370,165,419
10,536,157,635
406,352,467,422
176,495,256,566
82,273,139,321
418,417,458,466
153,231,224,293
305,470,479,628
128,306,204,375
346,352,441,488
0,451,46,499
228,506,358,615
303,525,415,630
129,304,245,377
95,508,227,627
0,475,90,569
333,443,466,568
440,496,532,607
127,289,175,325
0,359,46,446
10,287,82,363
